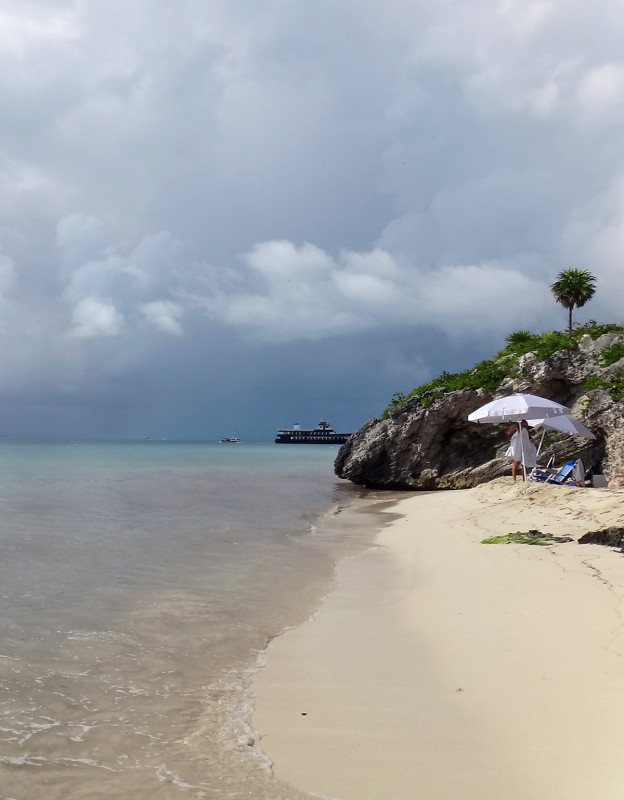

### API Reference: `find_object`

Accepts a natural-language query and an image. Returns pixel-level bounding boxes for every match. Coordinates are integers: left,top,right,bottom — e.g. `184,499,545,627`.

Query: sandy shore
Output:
252,479,624,800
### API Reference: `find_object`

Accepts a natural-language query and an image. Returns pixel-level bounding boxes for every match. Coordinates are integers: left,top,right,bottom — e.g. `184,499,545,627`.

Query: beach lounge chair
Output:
529,467,554,482
546,459,579,485
528,456,556,483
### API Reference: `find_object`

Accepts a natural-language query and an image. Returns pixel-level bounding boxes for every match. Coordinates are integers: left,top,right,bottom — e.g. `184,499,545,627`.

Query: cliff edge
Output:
334,333,624,490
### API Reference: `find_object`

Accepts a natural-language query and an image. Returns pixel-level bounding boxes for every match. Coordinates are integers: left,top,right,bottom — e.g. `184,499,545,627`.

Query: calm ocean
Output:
0,440,383,800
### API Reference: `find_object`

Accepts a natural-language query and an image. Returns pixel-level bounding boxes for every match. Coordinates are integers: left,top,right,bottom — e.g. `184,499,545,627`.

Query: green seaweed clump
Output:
482,529,553,546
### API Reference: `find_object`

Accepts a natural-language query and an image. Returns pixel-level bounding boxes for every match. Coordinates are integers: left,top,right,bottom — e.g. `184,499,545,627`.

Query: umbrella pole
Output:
536,429,545,458
519,417,527,480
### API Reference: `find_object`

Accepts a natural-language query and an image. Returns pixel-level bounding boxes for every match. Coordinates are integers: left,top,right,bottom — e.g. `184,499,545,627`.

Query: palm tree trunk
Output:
568,305,573,333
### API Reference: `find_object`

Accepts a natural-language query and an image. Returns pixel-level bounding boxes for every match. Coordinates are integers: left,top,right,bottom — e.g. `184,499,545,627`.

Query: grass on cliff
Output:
382,321,624,419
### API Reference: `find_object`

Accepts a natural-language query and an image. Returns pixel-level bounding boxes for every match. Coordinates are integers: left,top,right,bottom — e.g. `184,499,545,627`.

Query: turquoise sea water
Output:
0,440,378,800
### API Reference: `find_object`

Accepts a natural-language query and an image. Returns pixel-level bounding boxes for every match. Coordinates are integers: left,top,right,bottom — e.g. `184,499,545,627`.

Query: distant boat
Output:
220,436,241,443
275,421,352,445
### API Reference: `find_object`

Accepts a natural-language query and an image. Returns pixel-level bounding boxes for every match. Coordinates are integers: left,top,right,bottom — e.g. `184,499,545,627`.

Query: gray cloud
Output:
0,0,622,437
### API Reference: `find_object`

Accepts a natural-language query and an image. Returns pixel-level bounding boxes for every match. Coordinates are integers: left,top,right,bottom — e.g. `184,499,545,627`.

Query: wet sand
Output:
252,479,624,800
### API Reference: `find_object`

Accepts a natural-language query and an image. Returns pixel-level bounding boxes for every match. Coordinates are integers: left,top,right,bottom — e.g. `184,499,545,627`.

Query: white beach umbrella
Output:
468,392,572,478
468,392,571,424
527,415,595,438
527,415,595,457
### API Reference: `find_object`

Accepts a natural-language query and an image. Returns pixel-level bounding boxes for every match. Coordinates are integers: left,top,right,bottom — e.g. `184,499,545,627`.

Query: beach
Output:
252,478,624,800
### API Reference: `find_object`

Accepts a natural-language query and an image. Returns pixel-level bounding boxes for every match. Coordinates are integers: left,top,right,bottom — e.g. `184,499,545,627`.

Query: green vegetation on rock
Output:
383,321,624,419
599,341,624,367
585,368,624,402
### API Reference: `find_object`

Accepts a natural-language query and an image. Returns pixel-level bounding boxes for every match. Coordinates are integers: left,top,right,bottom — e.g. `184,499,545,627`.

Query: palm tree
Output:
550,268,597,333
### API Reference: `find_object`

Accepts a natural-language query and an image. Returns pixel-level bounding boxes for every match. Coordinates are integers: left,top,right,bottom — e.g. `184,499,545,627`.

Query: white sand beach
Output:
252,479,624,800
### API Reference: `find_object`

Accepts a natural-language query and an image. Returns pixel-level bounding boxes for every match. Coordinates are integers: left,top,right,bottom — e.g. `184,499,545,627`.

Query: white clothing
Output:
505,428,537,467
572,459,585,484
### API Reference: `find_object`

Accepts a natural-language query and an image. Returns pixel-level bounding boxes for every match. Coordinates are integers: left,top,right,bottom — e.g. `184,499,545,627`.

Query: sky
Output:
1,0,623,439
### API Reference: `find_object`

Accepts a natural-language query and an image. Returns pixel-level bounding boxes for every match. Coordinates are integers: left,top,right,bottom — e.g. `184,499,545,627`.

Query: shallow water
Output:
0,440,382,799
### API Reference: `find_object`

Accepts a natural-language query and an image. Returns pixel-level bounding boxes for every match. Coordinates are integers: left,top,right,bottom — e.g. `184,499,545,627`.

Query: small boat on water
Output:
220,436,241,443
275,421,352,445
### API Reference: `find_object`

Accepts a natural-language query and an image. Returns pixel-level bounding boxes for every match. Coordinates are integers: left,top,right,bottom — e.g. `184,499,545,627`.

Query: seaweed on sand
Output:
482,529,573,545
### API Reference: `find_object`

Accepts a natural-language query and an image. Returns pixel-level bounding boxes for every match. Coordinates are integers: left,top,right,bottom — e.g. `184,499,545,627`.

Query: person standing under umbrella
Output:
505,421,537,481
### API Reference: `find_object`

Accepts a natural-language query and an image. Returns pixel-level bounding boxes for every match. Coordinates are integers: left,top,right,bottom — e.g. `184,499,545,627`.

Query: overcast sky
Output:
0,0,623,439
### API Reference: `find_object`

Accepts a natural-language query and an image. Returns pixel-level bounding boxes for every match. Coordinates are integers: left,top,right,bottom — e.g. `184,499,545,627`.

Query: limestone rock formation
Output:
578,527,624,549
334,333,624,490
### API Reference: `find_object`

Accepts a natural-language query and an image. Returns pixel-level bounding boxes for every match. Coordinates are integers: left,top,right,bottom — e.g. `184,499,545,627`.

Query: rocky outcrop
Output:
578,527,624,549
334,333,624,490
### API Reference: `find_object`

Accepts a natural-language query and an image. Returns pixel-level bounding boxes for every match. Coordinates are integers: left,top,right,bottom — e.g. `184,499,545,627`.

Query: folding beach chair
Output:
546,459,578,485
528,455,556,483
530,467,552,482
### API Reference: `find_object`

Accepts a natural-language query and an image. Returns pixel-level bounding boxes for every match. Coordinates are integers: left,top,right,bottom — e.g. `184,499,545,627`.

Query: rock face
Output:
334,333,624,490
578,527,624,549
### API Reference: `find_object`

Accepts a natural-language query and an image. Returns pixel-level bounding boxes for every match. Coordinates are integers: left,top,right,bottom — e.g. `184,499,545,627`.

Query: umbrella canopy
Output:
527,415,595,439
468,392,572,479
468,392,571,424
527,414,595,459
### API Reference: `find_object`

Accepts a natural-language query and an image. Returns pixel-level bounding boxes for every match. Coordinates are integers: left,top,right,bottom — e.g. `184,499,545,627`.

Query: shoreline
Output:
252,479,624,800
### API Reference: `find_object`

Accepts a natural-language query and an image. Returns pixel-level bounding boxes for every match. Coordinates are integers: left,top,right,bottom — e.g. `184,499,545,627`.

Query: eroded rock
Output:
578,527,624,549
335,335,624,490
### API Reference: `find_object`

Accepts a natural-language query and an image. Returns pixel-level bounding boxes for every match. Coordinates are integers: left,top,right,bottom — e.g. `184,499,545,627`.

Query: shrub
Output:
608,369,624,402
383,322,624,418
534,331,577,359
600,342,624,367
584,374,608,392
381,356,513,417
585,369,624,401
495,329,574,361
501,330,539,355
580,320,624,339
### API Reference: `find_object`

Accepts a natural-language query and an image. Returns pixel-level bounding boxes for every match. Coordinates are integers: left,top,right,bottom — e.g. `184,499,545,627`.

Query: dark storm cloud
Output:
0,0,623,436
